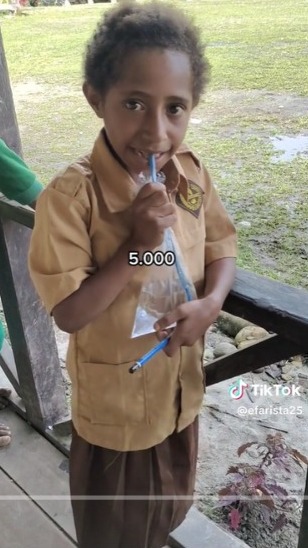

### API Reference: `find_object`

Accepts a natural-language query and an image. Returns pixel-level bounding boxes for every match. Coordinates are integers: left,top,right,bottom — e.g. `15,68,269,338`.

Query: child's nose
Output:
142,110,168,143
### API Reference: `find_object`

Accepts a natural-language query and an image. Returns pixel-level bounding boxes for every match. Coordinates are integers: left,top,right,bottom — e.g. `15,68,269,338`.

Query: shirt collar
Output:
91,131,189,213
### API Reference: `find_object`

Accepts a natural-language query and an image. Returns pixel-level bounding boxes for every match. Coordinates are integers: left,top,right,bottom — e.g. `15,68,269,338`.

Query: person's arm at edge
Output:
0,139,43,207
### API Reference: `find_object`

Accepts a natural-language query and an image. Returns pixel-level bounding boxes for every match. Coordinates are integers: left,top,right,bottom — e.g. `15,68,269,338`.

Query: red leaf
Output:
218,486,233,496
258,486,275,509
216,495,239,507
248,470,265,488
259,505,271,525
237,442,256,457
230,473,244,484
291,449,308,466
265,483,289,498
227,465,239,474
229,508,241,530
272,513,287,532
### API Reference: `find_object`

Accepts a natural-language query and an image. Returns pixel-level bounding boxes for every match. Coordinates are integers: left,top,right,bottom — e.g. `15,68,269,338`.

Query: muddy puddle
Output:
271,135,308,162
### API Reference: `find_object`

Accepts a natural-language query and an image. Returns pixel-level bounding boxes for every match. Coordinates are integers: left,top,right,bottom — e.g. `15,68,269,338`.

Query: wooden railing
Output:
0,199,70,436
0,199,307,548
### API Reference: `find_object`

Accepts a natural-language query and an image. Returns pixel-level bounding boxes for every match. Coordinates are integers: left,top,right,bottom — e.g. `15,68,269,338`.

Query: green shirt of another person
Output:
0,139,43,211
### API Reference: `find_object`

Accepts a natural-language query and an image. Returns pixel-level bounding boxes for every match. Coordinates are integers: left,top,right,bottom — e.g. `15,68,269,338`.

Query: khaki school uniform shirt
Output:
29,131,237,451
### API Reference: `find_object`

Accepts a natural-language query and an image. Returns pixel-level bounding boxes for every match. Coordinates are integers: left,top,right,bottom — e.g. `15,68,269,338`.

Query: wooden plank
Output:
0,338,21,395
0,408,76,542
0,198,34,230
0,361,32,419
224,269,308,348
0,469,76,548
204,334,305,387
0,217,69,428
0,366,72,456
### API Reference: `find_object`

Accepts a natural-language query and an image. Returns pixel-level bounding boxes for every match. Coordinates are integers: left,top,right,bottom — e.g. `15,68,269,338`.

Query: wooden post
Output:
0,31,22,155
0,29,69,429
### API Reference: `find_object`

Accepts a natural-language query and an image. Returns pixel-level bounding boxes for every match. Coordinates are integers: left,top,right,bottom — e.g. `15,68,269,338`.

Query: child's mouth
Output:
132,149,164,161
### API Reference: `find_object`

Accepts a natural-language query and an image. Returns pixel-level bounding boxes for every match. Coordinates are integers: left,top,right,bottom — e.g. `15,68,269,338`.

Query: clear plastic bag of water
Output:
131,172,196,338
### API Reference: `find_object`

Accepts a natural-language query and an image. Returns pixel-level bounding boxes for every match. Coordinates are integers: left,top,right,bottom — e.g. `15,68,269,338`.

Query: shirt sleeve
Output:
28,169,95,314
0,320,5,352
0,139,43,205
203,166,237,265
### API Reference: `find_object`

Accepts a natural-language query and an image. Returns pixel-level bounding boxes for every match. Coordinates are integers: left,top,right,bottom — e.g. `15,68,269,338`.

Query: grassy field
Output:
1,0,308,288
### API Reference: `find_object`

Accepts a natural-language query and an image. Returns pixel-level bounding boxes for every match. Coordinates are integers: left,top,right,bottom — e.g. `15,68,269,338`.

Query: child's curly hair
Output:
84,1,210,106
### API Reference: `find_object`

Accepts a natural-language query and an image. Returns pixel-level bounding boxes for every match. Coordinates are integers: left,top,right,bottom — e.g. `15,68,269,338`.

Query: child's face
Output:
92,49,194,179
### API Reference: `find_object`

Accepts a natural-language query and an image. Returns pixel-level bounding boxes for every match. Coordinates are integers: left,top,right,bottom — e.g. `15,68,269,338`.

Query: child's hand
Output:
130,183,176,249
154,297,221,357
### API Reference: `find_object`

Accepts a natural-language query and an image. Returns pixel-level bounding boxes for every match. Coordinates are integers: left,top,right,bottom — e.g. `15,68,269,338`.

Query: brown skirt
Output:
69,418,198,548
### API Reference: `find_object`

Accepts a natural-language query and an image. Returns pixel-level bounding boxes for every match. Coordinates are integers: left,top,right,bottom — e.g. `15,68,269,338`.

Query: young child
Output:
0,138,43,447
29,3,237,547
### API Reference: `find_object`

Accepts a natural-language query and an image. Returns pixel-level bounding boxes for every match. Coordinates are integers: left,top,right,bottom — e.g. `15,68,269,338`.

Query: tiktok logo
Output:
228,379,249,400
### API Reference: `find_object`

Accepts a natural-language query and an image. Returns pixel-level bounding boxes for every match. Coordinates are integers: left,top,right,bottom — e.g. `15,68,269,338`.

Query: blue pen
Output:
129,337,170,374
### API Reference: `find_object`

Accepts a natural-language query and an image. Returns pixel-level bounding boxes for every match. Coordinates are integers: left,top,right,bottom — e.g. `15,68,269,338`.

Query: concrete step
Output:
168,507,250,548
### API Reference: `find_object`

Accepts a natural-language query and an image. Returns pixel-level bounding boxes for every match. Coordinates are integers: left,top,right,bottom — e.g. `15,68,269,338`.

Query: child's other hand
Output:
130,183,176,249
154,297,221,357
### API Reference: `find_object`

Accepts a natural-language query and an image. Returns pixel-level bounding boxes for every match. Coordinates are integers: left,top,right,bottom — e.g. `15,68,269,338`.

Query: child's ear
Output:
83,82,104,119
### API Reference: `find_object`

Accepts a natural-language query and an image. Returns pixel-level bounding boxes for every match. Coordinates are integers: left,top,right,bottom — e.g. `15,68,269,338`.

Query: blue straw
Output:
129,337,170,373
149,154,157,183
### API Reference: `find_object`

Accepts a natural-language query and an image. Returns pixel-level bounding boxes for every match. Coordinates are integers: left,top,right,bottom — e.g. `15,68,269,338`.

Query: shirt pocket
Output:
81,361,148,426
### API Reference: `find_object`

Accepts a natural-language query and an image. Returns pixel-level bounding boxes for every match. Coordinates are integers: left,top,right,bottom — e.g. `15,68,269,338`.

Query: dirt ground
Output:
195,89,308,124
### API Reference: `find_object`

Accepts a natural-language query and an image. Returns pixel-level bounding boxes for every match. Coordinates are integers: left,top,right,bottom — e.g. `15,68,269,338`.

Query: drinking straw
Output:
149,153,157,183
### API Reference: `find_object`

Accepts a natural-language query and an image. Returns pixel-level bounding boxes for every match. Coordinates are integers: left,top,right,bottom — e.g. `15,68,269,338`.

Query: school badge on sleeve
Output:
176,180,204,218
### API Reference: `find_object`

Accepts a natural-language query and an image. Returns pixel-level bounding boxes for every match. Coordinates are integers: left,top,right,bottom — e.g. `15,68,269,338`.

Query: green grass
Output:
1,1,308,288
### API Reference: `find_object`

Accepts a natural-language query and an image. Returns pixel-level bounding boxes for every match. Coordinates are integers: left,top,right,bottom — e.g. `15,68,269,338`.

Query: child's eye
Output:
167,104,185,116
124,100,144,111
